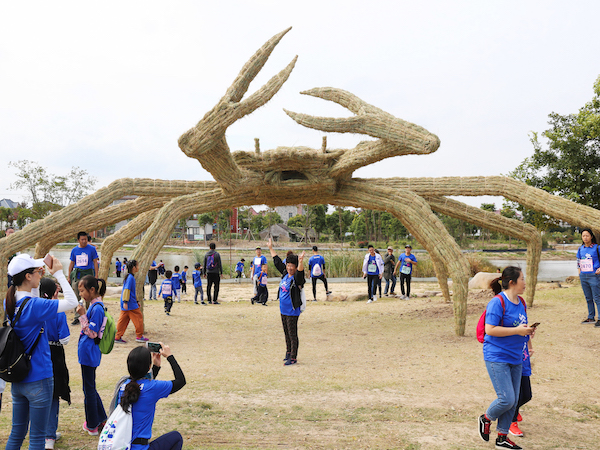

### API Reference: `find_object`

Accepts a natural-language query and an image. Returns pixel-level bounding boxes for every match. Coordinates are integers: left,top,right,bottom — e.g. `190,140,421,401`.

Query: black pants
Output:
512,375,532,422
206,273,220,303
367,274,379,300
235,271,242,279
149,430,183,450
116,270,121,277
281,314,299,359
400,273,412,297
164,296,173,313
311,275,329,299
181,282,186,293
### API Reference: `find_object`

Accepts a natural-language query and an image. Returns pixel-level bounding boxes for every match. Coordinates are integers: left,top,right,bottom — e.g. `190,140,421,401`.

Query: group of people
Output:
2,251,186,450
362,244,417,303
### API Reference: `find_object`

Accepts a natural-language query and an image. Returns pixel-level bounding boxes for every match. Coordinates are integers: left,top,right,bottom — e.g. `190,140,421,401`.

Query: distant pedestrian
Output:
309,246,331,302
577,228,600,325
251,264,269,305
383,246,397,296
251,247,267,298
157,260,165,277
115,258,122,278
362,245,384,303
181,266,189,295
235,258,245,282
148,260,158,300
171,266,182,303
159,270,174,315
395,245,417,300
203,243,223,305
192,263,205,305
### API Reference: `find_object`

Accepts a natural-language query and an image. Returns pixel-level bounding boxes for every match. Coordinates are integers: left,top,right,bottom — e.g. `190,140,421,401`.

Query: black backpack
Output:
0,297,44,382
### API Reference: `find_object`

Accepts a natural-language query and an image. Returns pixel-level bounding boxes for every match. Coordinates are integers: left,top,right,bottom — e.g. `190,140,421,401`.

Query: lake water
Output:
488,259,578,282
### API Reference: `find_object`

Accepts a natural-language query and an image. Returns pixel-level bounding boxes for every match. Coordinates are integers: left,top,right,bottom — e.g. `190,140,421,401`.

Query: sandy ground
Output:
1,280,599,449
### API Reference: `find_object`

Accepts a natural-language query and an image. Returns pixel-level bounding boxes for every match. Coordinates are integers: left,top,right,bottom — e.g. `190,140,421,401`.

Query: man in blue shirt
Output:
308,246,331,302
69,231,99,324
394,245,418,300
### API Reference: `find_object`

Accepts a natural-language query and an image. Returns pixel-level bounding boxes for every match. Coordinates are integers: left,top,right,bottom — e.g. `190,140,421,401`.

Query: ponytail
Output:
79,275,107,298
5,268,35,319
120,346,152,413
489,266,522,295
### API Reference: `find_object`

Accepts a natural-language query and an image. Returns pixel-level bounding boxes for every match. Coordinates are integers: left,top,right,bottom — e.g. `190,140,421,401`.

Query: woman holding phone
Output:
478,266,534,450
4,254,78,450
115,343,186,450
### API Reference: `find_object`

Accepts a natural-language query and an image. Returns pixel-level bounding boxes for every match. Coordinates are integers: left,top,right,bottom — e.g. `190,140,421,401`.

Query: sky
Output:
1,1,599,211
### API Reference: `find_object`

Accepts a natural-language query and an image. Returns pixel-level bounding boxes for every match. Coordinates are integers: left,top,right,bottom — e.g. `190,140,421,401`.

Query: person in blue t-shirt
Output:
394,245,418,300
159,271,175,314
478,266,535,448
267,238,306,366
115,260,148,344
39,278,71,450
115,258,122,277
4,254,78,450
171,266,182,303
192,264,205,305
235,259,245,283
251,264,269,305
309,246,331,302
251,247,268,297
69,231,99,324
181,266,188,295
76,275,109,436
116,344,186,450
576,228,600,325
362,245,384,303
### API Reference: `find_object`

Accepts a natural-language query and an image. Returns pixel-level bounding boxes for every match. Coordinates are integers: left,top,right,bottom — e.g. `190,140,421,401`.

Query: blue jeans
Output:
485,361,522,434
194,286,204,303
81,365,107,429
6,377,54,450
45,398,60,440
150,283,157,300
580,272,600,320
384,274,396,294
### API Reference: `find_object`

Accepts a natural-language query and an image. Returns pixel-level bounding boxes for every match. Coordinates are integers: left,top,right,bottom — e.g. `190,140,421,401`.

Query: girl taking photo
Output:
478,266,535,450
4,254,77,450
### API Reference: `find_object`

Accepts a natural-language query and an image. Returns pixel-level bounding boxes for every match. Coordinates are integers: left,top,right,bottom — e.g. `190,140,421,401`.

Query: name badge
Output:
367,262,377,273
580,258,594,272
76,253,89,267
163,284,172,295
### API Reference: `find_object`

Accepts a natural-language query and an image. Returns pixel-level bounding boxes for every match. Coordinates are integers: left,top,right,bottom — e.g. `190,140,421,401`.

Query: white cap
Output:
7,254,45,276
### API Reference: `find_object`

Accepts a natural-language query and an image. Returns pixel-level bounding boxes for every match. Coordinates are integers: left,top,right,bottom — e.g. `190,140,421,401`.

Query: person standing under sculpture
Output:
148,261,158,301
362,245,384,304
308,246,331,302
577,228,600,325
203,243,223,305
69,231,99,324
383,246,397,296
395,245,417,300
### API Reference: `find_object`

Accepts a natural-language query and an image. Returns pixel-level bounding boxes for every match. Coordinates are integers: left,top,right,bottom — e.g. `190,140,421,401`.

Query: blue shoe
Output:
284,358,297,366
114,338,127,344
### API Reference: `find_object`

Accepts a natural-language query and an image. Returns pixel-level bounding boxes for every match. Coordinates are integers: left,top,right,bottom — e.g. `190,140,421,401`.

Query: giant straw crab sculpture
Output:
2,28,599,336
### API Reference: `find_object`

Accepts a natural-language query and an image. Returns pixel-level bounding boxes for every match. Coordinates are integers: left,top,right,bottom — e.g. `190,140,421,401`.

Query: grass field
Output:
1,280,599,449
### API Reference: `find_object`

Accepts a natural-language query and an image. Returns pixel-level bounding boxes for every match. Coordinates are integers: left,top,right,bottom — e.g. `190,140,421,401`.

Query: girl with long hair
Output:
77,274,108,435
116,344,186,450
114,260,148,343
4,254,77,450
478,266,535,450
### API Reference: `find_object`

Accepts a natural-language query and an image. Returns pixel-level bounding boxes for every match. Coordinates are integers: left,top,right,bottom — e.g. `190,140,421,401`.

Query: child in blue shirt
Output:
181,266,188,295
251,264,268,305
192,263,205,305
171,266,181,303
235,259,245,283
158,271,174,315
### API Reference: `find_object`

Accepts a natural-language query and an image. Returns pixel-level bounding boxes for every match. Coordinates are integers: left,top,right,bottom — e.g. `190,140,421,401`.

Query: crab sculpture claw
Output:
284,87,440,178
178,27,297,190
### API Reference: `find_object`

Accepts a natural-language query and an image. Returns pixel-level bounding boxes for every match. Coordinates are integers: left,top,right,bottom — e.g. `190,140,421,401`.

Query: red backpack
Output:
476,294,526,343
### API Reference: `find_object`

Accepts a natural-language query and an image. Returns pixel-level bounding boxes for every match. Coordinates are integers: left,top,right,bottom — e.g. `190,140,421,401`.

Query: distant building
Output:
259,223,316,242
0,199,18,209
275,205,305,224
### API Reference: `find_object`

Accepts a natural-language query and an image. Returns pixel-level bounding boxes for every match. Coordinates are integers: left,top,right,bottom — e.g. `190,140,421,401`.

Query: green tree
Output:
287,214,305,228
510,75,600,209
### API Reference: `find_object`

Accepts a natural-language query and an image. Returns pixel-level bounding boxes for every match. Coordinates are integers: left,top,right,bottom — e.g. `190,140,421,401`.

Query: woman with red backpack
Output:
477,266,535,450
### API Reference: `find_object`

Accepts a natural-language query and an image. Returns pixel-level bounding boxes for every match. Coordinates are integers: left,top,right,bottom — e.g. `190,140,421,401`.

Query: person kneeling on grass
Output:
117,344,186,450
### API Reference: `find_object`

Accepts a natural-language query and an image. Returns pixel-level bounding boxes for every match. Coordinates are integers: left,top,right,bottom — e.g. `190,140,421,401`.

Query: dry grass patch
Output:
0,282,599,449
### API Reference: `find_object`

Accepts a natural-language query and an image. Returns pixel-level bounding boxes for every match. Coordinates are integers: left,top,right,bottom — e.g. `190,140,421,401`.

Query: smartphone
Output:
530,322,540,328
147,342,162,353
43,254,53,269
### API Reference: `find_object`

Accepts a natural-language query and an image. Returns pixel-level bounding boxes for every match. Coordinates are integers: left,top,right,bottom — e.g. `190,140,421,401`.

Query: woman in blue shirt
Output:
4,254,78,450
77,275,108,435
576,228,600,325
267,238,306,366
115,260,148,343
116,344,186,450
478,266,535,450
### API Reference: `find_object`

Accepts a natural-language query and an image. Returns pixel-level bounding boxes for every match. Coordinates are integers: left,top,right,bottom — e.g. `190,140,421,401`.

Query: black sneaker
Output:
478,414,491,442
284,358,297,366
595,320,600,328
283,352,290,361
581,318,595,324
326,291,332,295
495,435,522,449
213,301,220,305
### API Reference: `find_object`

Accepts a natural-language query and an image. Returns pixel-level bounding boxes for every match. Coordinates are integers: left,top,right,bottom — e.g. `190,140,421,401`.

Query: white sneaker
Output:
45,439,55,450
367,299,373,303
55,432,62,441
373,297,377,302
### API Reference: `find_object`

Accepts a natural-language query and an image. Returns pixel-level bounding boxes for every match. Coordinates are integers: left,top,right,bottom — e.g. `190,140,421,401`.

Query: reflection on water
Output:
489,259,578,281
